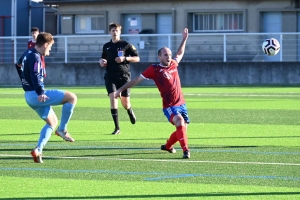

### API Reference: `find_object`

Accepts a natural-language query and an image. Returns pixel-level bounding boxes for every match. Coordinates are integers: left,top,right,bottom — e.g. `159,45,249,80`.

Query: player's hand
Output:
114,91,122,99
38,94,49,102
99,59,107,67
182,28,188,40
115,56,125,63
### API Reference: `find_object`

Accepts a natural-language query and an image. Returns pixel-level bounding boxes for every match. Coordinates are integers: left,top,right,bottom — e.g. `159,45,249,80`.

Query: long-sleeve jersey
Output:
15,48,46,95
101,39,138,74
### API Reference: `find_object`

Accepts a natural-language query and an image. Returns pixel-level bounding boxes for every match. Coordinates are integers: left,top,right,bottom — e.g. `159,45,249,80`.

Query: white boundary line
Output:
1,154,300,166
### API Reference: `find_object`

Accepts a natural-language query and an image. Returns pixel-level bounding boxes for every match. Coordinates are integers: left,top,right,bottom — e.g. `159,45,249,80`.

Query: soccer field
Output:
0,86,300,199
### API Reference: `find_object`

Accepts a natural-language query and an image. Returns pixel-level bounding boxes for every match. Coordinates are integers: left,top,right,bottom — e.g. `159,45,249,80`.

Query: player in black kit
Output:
99,23,140,134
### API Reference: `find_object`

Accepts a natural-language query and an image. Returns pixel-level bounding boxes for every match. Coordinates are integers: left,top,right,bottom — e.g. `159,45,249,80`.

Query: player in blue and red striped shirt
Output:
15,32,77,163
115,28,190,159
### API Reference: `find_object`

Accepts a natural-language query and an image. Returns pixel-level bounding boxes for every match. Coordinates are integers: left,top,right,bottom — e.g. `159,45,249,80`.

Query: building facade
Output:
0,0,47,36
42,0,300,35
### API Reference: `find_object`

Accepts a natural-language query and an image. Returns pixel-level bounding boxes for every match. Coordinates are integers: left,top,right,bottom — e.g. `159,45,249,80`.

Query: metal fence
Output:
1,32,299,64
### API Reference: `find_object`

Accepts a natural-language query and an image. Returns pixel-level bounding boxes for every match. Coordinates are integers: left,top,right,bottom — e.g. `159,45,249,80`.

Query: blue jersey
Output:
16,48,46,95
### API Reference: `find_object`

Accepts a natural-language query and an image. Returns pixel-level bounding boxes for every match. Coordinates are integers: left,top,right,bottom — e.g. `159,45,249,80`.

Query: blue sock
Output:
37,124,53,153
59,103,75,131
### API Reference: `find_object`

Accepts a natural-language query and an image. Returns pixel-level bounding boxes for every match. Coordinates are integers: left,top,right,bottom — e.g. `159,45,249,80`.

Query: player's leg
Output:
53,90,77,141
120,91,136,124
25,91,55,163
163,104,190,158
118,73,136,124
32,108,58,163
172,104,190,159
161,107,178,153
109,92,120,134
105,74,120,134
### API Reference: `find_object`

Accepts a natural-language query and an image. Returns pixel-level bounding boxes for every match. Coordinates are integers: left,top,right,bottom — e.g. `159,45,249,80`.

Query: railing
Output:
0,32,299,64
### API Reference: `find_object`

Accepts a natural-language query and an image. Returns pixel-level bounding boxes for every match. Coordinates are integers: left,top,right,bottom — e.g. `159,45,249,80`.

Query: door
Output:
123,14,142,49
157,14,172,50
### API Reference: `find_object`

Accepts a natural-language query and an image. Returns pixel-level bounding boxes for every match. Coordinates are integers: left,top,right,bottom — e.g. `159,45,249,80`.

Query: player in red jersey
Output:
115,28,190,158
27,27,46,77
28,27,39,49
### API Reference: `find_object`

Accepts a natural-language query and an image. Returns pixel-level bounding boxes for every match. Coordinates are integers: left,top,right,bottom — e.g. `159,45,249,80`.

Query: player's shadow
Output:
1,192,300,199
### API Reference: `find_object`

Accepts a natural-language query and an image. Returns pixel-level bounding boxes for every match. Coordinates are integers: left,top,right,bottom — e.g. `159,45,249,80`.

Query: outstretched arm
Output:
114,75,145,98
174,28,189,63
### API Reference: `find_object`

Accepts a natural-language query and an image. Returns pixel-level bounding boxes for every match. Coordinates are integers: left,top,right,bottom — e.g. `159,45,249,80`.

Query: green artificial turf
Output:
0,86,300,199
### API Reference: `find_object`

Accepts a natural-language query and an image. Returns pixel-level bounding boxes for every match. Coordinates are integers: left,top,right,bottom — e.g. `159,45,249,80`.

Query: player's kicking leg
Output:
55,90,77,142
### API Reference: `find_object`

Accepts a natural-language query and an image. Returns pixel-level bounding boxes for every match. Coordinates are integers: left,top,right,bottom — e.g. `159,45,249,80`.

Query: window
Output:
75,15,105,33
193,12,244,32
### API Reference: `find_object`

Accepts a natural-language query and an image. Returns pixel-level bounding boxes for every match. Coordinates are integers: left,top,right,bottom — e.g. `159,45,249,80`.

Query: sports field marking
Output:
1,92,300,97
0,154,300,166
0,166,299,181
1,143,299,155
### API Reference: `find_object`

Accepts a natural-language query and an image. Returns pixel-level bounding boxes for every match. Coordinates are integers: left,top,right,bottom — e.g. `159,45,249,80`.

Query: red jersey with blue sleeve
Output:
18,48,46,95
141,59,185,108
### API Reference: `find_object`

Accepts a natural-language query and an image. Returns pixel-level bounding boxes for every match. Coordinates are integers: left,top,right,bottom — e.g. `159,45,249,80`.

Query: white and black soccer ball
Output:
262,38,280,56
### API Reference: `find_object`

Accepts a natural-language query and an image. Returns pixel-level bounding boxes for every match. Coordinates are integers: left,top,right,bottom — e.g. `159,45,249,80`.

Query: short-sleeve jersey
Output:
101,40,138,74
141,59,185,108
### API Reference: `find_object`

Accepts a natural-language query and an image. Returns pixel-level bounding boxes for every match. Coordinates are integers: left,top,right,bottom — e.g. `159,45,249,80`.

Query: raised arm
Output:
174,28,189,63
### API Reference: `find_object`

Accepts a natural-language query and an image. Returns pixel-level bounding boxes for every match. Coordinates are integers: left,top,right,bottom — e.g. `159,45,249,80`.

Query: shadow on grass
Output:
1,192,300,199
0,132,38,136
189,135,300,140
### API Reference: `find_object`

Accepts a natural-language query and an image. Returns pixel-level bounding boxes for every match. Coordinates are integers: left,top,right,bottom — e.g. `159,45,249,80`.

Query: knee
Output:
173,115,185,126
46,113,58,128
65,91,77,105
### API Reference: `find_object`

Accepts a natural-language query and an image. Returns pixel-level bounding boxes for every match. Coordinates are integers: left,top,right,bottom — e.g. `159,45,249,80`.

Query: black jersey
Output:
101,39,138,74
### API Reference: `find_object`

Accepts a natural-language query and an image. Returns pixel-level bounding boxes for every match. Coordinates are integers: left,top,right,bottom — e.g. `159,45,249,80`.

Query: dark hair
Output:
35,32,54,47
108,23,122,31
31,27,39,32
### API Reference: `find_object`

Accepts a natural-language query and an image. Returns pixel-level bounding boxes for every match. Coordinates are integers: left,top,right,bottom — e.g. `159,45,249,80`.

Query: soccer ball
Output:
262,38,280,56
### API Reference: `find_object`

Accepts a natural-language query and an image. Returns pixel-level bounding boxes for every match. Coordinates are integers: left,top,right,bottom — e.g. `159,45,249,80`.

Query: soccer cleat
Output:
55,129,75,142
111,129,120,135
31,148,43,163
161,144,176,153
127,109,136,124
183,150,190,159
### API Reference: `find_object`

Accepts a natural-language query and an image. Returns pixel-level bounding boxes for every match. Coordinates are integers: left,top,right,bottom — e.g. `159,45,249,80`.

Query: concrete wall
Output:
2,62,300,86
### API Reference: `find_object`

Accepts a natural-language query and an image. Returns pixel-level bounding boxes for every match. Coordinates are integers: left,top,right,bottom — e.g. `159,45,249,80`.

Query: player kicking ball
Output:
15,32,77,163
115,28,190,159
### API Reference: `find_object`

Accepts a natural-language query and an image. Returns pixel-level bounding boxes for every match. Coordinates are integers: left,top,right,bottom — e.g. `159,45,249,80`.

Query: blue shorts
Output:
25,89,65,119
163,104,190,124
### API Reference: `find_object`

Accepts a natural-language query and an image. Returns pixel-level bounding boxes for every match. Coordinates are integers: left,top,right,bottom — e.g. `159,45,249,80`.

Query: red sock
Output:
176,126,188,152
166,131,178,149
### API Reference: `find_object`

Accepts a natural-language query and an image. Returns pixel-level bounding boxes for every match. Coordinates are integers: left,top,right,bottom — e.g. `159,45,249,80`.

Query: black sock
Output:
111,109,119,130
127,107,132,115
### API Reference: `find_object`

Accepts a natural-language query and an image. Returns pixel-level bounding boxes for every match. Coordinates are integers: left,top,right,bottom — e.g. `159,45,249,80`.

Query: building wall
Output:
2,62,300,86
0,0,12,36
56,0,294,34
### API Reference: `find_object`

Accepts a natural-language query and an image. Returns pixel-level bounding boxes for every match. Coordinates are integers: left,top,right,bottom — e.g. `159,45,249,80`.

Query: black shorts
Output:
104,72,131,97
